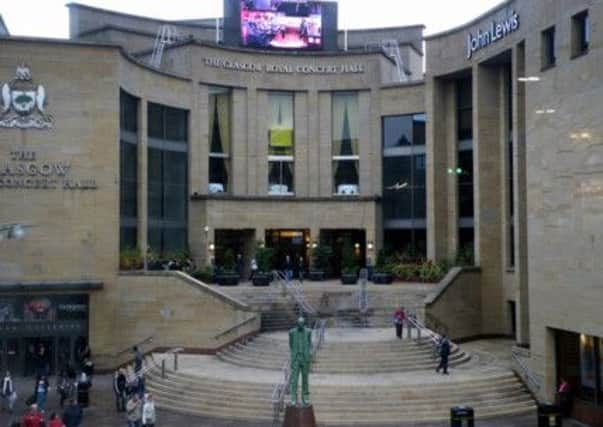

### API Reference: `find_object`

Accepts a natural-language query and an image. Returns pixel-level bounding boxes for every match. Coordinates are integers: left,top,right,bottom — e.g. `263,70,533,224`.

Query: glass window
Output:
269,93,294,156
412,114,426,146
119,90,138,251
332,92,359,157
572,11,589,57
268,161,294,195
147,103,189,254
209,87,231,193
333,160,359,194
456,78,473,141
541,26,556,69
383,115,413,148
580,334,596,401
458,150,474,218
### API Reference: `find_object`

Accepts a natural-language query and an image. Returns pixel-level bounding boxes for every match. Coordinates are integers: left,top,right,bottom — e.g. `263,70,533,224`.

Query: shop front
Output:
0,293,91,376
556,329,603,425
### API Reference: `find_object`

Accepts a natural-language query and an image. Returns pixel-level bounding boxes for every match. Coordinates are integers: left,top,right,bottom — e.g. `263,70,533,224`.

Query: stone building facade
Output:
0,1,602,423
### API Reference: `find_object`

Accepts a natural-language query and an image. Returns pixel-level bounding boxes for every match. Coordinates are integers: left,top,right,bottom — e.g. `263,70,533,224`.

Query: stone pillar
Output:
444,81,459,260
358,90,372,195
254,90,268,196
189,83,204,266
294,91,309,197
307,91,320,197
137,99,148,257
473,63,504,334
426,77,450,260
318,92,332,197
232,88,250,195
513,43,530,346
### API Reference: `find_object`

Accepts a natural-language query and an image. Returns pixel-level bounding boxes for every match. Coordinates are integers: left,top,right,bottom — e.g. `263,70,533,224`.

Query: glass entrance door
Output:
0,339,21,376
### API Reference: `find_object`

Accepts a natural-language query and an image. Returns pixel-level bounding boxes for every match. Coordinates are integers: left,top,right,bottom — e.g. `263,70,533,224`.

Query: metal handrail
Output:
511,348,543,396
406,314,445,358
214,315,258,340
114,335,154,358
273,270,316,315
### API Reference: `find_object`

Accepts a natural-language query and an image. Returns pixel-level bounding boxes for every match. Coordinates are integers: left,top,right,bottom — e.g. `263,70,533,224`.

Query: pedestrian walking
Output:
82,358,95,386
249,257,258,281
284,254,293,281
142,393,156,427
126,394,143,427
297,255,304,283
393,306,405,339
62,399,82,427
1,371,16,413
35,377,49,412
113,368,127,412
76,372,90,408
133,346,143,375
436,334,451,375
48,412,65,427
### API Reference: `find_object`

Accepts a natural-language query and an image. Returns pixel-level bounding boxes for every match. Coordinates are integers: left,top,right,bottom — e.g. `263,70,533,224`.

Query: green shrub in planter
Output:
340,240,359,284
192,265,213,283
253,243,274,286
310,244,332,280
119,248,143,270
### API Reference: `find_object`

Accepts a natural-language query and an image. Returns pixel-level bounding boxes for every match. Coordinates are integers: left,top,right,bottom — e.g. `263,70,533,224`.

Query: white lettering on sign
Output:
466,11,520,59
204,57,365,75
0,150,97,190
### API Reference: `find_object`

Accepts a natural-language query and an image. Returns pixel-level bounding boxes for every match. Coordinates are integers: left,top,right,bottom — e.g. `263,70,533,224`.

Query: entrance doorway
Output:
320,229,366,278
214,229,255,277
266,229,309,275
507,301,516,339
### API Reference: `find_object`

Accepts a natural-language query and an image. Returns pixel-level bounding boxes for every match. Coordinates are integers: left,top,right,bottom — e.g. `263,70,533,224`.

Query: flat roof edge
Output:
424,0,513,41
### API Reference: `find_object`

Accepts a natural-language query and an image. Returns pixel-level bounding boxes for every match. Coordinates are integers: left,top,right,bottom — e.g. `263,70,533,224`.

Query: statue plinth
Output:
283,404,317,427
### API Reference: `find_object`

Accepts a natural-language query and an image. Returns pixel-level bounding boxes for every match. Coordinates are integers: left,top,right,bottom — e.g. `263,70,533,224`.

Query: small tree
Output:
311,244,332,272
341,240,359,274
222,248,236,272
255,244,274,273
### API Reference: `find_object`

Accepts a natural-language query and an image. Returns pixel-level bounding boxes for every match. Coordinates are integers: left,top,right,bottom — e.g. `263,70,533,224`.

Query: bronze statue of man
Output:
289,316,312,406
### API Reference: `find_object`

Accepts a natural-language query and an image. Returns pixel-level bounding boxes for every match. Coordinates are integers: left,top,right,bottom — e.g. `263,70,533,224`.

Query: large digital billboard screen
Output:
241,0,322,50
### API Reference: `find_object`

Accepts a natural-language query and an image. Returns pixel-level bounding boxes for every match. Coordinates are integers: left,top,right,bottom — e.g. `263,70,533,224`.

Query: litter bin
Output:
450,406,474,427
537,403,562,427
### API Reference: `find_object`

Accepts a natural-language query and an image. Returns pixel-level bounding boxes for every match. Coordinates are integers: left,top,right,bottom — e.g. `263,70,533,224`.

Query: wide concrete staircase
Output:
217,332,471,373
145,329,536,425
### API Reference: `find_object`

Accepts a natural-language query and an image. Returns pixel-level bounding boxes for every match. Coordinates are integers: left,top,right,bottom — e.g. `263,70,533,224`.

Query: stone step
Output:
151,394,535,424
147,379,530,407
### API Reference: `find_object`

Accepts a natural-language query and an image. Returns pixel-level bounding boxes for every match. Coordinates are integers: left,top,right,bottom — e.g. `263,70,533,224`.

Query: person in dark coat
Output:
393,307,405,339
436,335,451,374
113,368,127,412
133,346,143,375
62,399,82,427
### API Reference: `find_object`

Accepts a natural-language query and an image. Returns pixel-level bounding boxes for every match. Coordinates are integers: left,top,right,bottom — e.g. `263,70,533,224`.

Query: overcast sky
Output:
2,0,503,38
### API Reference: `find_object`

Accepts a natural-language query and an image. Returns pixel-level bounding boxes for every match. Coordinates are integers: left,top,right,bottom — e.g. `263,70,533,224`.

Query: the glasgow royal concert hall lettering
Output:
204,57,365,74
466,11,519,59
0,150,98,190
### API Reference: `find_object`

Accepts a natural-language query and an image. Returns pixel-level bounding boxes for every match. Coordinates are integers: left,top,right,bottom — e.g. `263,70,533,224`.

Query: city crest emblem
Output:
1,65,54,129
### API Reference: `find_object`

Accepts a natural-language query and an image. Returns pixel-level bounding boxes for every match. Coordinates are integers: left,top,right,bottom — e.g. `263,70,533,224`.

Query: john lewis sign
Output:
466,11,520,59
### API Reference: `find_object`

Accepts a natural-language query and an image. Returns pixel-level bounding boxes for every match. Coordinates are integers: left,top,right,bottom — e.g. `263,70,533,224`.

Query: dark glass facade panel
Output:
458,227,474,263
383,115,412,148
542,26,556,68
147,103,189,254
384,229,426,258
119,90,138,251
458,150,474,218
412,114,426,145
456,78,473,141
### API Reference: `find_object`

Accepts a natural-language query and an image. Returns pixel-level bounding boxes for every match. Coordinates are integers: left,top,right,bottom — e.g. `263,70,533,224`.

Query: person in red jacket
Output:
48,412,65,427
22,404,44,427
393,306,406,340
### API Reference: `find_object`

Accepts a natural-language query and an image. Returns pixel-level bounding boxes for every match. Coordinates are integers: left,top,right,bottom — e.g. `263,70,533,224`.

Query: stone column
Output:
307,91,320,197
294,91,309,197
137,99,148,258
318,92,332,197
189,83,204,266
232,88,250,195
473,63,504,334
426,76,450,260
512,43,530,346
444,81,459,260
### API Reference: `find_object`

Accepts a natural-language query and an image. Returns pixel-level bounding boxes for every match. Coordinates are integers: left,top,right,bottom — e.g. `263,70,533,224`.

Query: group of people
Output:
247,253,305,282
112,346,156,427
392,307,451,375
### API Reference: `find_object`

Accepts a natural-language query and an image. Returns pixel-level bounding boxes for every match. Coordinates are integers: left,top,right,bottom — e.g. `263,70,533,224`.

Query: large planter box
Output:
341,273,358,285
309,271,325,281
372,272,393,284
216,273,240,286
252,273,272,287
